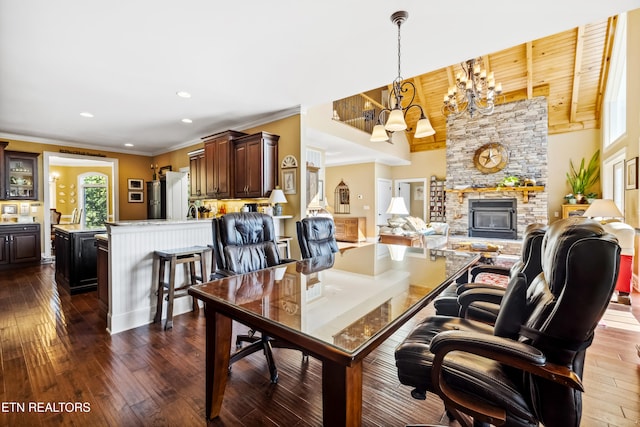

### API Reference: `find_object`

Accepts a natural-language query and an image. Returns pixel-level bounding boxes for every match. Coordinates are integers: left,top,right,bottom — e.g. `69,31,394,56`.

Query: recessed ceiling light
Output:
176,91,191,98
181,118,193,124
80,112,94,118
124,143,134,147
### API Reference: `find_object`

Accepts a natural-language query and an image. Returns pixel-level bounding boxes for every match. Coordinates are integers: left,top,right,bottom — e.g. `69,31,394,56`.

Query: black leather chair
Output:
433,222,547,323
210,212,298,382
296,217,339,259
395,217,620,427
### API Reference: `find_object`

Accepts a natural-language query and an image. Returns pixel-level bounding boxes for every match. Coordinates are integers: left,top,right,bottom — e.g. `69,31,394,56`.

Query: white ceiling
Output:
2,1,639,159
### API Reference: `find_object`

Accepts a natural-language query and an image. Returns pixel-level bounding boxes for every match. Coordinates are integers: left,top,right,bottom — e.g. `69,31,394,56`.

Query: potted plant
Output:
585,192,598,204
498,176,520,187
564,193,577,205
566,150,600,203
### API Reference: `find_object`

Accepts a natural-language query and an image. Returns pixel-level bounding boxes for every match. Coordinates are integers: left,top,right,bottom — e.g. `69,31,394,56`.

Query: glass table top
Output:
190,243,479,354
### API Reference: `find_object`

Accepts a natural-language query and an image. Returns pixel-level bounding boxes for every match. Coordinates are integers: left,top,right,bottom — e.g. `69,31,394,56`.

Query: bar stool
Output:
154,245,211,330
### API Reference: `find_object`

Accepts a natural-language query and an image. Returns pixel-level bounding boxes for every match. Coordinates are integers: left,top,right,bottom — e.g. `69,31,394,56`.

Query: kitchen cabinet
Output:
233,132,279,198
96,234,109,317
0,223,41,268
334,216,366,242
203,130,246,199
54,225,105,294
189,149,206,197
4,150,39,200
0,142,6,199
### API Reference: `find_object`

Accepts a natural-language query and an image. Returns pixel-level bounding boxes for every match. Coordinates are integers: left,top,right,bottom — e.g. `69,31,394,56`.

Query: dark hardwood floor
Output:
0,263,638,426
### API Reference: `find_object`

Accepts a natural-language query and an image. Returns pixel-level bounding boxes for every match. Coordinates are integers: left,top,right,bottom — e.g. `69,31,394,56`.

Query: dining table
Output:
188,243,480,426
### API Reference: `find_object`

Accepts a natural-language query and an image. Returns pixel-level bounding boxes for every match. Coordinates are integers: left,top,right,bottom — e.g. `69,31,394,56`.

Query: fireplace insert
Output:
468,198,517,239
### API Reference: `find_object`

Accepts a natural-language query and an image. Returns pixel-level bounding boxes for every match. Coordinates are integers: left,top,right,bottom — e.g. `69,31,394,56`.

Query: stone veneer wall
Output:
445,97,549,239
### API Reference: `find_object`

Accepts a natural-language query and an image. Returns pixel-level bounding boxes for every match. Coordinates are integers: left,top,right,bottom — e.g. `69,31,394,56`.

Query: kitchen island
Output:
104,219,212,334
54,224,106,294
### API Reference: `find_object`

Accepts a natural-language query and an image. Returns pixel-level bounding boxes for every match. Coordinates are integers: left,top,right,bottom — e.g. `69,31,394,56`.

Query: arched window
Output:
78,172,108,227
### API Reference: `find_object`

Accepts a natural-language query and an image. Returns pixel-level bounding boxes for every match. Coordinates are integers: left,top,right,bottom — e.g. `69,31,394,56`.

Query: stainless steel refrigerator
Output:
147,180,166,219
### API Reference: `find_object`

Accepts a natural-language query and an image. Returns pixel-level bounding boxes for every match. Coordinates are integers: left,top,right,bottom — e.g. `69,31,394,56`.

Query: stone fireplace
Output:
445,97,549,239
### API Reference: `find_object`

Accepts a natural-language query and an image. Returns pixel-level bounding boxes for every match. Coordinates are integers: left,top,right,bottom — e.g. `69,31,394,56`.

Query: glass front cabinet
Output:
4,151,39,200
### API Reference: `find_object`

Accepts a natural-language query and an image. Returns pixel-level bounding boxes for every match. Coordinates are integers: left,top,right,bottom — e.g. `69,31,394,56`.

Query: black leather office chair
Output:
210,212,298,382
433,223,546,323
296,217,339,259
395,217,620,427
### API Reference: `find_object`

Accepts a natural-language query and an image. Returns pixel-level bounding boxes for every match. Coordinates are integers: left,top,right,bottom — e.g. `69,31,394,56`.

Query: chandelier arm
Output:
403,103,425,119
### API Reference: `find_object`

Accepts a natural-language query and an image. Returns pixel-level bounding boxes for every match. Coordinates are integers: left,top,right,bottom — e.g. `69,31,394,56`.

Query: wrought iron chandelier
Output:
370,11,435,143
442,57,503,118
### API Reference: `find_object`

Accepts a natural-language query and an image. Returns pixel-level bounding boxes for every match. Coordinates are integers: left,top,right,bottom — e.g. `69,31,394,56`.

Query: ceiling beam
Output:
596,16,617,118
526,42,533,99
569,26,585,122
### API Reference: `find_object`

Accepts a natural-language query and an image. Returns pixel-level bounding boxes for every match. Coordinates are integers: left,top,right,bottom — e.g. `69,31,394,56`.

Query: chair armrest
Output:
457,288,505,318
455,282,508,295
429,330,584,426
430,330,584,390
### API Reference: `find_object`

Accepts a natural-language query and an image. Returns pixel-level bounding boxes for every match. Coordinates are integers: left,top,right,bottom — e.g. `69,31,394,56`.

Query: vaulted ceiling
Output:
352,15,617,152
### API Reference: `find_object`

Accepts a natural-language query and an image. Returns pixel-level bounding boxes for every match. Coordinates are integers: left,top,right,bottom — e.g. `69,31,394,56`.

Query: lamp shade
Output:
370,124,389,142
583,199,623,219
385,108,407,132
414,117,435,138
269,188,288,204
386,197,409,215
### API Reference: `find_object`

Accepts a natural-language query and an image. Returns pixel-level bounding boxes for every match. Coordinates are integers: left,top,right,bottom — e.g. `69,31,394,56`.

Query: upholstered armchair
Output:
296,216,339,259
396,217,620,427
433,223,546,323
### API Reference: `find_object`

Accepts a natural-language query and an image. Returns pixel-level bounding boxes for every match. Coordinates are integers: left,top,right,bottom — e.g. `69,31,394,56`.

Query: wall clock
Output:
473,143,508,173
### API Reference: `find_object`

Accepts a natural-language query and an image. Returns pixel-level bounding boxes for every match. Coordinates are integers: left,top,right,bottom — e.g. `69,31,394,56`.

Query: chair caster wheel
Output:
270,374,279,384
411,389,427,400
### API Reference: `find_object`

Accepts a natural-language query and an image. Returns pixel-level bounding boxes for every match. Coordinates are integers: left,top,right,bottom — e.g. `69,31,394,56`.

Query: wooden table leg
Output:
205,303,232,420
322,359,363,426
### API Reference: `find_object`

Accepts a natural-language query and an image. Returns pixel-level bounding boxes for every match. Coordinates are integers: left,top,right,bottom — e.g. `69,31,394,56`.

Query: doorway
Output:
43,152,119,259
394,178,427,221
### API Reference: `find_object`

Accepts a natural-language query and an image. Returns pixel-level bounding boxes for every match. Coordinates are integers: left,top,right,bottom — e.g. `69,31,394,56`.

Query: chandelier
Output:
442,57,503,118
370,11,435,143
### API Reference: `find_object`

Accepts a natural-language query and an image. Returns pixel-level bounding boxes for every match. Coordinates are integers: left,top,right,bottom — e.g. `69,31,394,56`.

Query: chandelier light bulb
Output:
369,11,435,143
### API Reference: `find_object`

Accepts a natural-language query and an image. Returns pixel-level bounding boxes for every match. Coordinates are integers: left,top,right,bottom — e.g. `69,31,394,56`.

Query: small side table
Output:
277,236,293,258
379,233,421,247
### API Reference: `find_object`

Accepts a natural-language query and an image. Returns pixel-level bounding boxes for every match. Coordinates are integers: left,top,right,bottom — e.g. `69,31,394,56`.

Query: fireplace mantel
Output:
446,186,545,203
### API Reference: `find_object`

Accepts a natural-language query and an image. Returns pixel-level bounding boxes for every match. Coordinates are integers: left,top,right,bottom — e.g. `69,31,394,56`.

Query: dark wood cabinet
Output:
334,217,366,242
203,130,246,199
54,226,105,294
0,223,41,268
0,142,6,200
4,150,39,200
189,149,205,197
233,132,279,198
96,235,109,317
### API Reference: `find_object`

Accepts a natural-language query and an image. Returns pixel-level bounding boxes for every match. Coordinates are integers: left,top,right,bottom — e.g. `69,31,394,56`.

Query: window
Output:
603,13,627,147
79,173,108,227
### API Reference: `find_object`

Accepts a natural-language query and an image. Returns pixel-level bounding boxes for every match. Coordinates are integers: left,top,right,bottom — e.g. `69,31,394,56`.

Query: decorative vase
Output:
575,193,584,203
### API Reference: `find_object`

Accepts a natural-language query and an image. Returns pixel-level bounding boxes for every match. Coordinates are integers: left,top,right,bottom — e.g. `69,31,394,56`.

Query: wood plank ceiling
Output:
363,15,617,152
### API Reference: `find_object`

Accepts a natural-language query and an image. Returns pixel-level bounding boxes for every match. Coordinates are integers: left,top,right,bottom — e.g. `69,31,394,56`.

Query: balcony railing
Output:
332,93,384,135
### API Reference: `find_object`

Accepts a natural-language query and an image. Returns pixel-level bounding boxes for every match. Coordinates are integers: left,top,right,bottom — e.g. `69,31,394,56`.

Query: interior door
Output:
165,171,188,219
377,179,392,226
397,182,411,216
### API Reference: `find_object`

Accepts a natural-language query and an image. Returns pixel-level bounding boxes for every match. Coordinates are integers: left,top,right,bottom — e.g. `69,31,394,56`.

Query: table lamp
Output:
269,187,287,216
583,199,623,223
386,197,409,234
